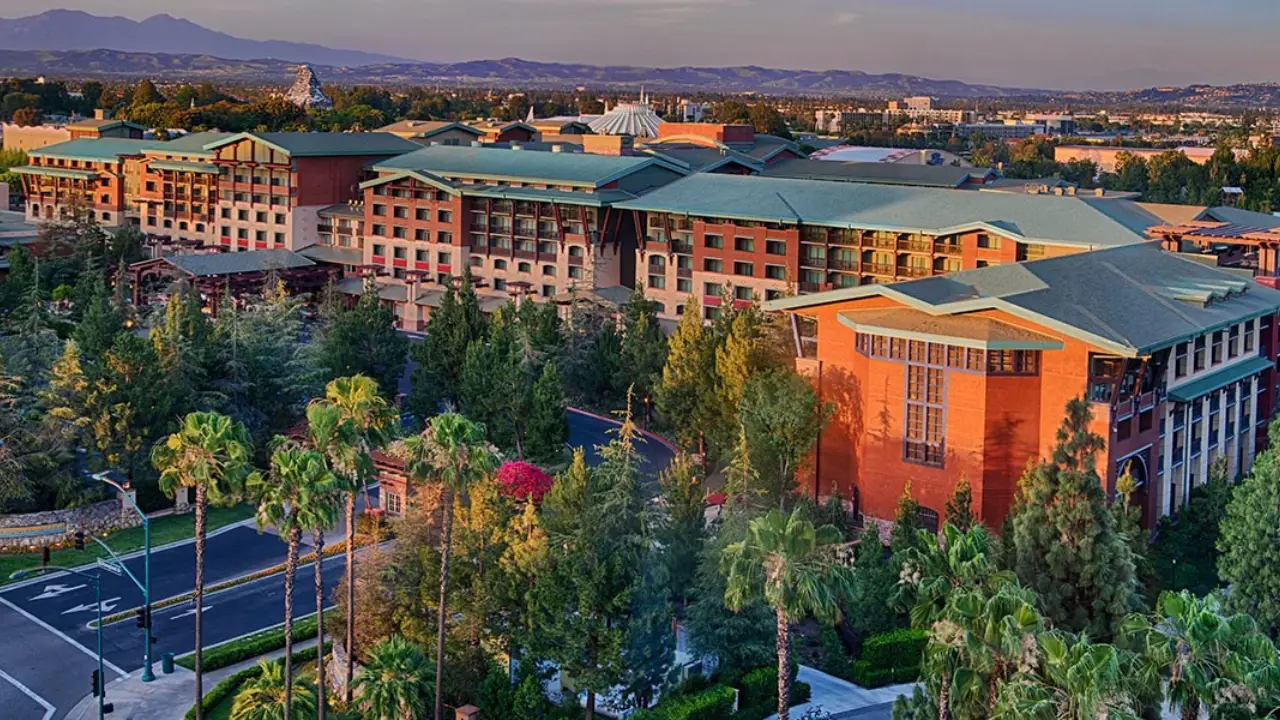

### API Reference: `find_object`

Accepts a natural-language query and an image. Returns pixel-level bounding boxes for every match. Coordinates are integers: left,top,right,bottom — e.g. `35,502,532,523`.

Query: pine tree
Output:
944,477,977,531
619,288,668,409
73,273,124,361
658,454,705,606
654,298,714,451
738,367,831,510
1010,397,1141,640
132,79,164,105
319,290,407,395
716,309,760,412
723,424,762,507
891,482,926,555
1218,419,1280,634
524,362,568,467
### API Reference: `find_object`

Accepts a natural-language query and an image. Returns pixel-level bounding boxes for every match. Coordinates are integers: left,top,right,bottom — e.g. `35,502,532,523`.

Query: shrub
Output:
176,610,331,671
633,684,736,720
818,625,851,678
732,668,811,720
183,644,328,720
861,628,927,671
497,460,554,503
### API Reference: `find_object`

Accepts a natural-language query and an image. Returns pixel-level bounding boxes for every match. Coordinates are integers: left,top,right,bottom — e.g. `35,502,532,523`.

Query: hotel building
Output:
14,138,156,227
134,131,232,245
614,173,1147,322
765,243,1280,529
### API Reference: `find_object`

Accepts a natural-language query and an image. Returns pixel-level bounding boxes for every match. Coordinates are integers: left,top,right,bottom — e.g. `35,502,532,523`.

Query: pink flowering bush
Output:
497,461,554,503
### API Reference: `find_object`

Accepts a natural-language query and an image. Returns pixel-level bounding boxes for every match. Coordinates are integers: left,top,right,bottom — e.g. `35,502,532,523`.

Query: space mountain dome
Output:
588,90,664,138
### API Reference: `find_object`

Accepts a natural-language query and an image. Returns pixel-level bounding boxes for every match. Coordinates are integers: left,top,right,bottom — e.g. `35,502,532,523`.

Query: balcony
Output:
676,266,693,279
800,255,826,269
828,257,860,272
896,265,931,278
568,255,584,267
934,242,963,256
799,281,832,293
672,242,694,255
897,238,933,253
864,263,896,276
828,231,857,246
867,236,896,250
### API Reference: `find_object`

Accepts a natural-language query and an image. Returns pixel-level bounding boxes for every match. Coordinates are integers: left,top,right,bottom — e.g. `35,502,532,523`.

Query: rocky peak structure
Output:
284,64,332,109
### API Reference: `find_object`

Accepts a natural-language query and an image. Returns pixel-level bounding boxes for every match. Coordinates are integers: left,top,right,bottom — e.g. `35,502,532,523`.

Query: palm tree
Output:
723,507,854,720
400,412,497,720
248,444,338,720
353,636,434,720
230,659,318,720
152,411,257,720
991,631,1146,720
309,375,395,705
1122,591,1280,720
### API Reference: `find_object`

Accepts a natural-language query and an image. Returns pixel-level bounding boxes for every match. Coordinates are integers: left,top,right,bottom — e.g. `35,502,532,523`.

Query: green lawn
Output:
0,504,255,587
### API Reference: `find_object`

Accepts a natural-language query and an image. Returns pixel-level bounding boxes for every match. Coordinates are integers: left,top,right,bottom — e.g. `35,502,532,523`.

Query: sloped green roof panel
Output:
147,160,219,174
9,165,99,180
371,145,679,187
28,138,159,162
165,249,314,277
1167,355,1273,403
206,132,420,158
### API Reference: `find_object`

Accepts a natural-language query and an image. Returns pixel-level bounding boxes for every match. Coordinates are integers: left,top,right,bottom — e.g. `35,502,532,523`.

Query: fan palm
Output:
722,507,854,720
309,375,395,705
353,635,434,720
230,659,318,720
151,411,257,720
400,412,497,720
248,444,338,720
992,631,1145,720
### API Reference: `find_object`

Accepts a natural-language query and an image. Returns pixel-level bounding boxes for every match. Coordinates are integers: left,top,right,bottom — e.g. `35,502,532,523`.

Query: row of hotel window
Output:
1172,320,1258,378
855,334,1042,376
372,204,453,223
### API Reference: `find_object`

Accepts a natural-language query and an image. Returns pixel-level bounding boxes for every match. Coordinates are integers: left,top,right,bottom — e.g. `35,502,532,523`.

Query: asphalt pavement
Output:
566,408,677,479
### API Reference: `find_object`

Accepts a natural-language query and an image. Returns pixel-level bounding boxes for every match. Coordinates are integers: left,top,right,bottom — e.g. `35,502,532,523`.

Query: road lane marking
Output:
0,597,128,677
0,668,55,720
62,597,121,615
28,583,88,601
169,605,212,620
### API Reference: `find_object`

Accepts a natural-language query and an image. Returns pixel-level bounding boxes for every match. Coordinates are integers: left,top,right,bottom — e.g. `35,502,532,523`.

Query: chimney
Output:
94,108,111,121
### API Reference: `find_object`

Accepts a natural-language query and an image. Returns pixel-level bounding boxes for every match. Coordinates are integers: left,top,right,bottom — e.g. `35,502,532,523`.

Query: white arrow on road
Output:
61,597,121,615
28,583,88,601
169,605,212,621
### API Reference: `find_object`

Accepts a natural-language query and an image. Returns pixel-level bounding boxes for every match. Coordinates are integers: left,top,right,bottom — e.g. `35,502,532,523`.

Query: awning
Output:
1167,355,1273,403
9,165,99,180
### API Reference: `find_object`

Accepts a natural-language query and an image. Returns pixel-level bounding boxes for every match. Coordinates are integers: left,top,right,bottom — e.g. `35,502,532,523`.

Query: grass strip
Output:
187,641,332,720
0,505,255,587
176,607,339,672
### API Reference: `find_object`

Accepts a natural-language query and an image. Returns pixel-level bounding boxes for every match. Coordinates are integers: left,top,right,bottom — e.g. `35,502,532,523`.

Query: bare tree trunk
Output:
345,492,356,705
283,524,300,720
1182,698,1200,720
937,673,950,720
777,607,791,720
314,528,327,720
585,690,595,720
434,486,454,720
194,486,206,720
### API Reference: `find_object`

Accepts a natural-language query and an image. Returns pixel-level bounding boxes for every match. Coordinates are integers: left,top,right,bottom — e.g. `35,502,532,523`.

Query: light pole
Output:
92,472,154,682
11,566,110,719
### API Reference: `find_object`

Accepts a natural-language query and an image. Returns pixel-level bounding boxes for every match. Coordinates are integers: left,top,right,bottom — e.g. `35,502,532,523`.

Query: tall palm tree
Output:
992,631,1146,720
723,507,854,720
310,375,395,705
230,659,318,720
400,412,497,720
353,636,434,720
152,411,257,720
1122,591,1280,720
248,444,338,720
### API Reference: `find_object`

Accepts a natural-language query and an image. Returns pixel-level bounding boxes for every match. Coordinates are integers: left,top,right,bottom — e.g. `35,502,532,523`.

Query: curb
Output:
567,407,681,455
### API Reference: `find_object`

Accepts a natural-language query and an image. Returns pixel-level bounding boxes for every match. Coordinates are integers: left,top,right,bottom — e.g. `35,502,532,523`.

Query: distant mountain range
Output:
0,9,410,67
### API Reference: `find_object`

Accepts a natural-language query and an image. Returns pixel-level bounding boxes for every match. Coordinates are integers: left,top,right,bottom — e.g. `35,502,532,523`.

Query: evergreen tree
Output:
944,477,977,532
619,288,668,411
0,246,35,313
657,454,705,606
320,290,407,395
685,511,775,676
890,482,926,555
1010,397,1141,640
738,367,831,510
410,275,486,413
524,362,568,466
716,309,760,413
131,79,164,105
1218,419,1280,634
72,273,123,361
654,298,715,451
151,283,218,415
622,507,675,709
846,524,905,637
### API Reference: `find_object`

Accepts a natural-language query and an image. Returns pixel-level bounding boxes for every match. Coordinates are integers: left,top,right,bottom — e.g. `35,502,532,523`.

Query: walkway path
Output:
769,666,916,720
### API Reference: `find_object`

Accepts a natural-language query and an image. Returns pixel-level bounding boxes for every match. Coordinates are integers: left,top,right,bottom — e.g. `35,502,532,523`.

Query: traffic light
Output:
90,669,101,697
135,606,151,630
73,531,85,551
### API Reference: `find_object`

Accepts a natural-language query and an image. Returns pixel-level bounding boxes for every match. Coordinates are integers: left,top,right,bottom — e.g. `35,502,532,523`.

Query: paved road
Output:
567,409,676,479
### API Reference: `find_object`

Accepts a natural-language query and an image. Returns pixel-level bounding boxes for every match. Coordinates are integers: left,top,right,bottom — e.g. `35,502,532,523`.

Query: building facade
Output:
765,243,1280,529
134,132,232,246
616,174,1147,323
13,138,156,227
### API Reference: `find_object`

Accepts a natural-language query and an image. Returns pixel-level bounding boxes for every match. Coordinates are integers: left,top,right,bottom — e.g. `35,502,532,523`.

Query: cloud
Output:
834,11,858,24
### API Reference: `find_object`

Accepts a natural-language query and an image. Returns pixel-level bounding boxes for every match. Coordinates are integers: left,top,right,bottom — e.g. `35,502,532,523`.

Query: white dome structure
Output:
588,92,664,138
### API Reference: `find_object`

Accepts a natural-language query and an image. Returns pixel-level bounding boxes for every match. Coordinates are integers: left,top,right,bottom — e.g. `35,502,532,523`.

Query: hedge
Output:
176,609,334,671
632,684,737,720
851,627,927,688
184,643,327,720
851,661,919,688
734,681,811,720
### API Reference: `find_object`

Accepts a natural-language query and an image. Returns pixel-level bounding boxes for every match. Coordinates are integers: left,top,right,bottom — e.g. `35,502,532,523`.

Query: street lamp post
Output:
92,472,154,683
11,567,110,720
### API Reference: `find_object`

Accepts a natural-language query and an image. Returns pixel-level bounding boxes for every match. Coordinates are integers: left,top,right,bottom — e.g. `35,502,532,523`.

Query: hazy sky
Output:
1,0,1276,90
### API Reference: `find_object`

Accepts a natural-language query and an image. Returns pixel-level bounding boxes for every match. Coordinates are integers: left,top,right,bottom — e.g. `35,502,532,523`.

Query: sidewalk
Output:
768,665,916,720
64,638,321,720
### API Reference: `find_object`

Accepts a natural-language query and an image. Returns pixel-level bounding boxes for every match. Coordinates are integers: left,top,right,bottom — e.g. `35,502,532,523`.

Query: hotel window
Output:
904,364,945,467
437,191,450,202
889,338,906,360
704,234,724,249
393,268,405,279
372,243,385,257
517,262,531,273
415,249,428,263
735,286,753,301
1211,331,1224,365
237,228,248,239
274,213,285,225
569,266,583,279
393,206,408,219
677,279,692,293
1174,343,1189,379
393,227,408,239
416,208,428,221
735,237,755,252
221,208,231,219
734,262,754,277
273,232,284,245
704,282,723,297
145,181,156,192
966,349,985,372
988,350,1039,376
437,210,453,223
437,251,450,264
385,492,402,515
765,265,786,280
1245,319,1256,353
393,247,407,260
1228,326,1240,359
256,211,267,223
372,224,386,237
438,231,453,244
494,278,507,291
650,274,667,290
977,233,1000,249
704,258,723,273
255,230,266,242
415,229,428,241
1193,337,1206,372
237,209,249,221
373,204,387,216
220,225,230,237
947,346,965,369
766,240,786,255
543,266,556,277
494,259,508,270
649,255,666,270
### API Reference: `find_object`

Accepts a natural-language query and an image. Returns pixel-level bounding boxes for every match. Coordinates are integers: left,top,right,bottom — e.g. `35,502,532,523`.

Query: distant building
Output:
1023,114,1078,135
956,122,1043,140
589,95,665,138
677,99,712,123
377,120,486,146
14,138,157,227
2,109,145,153
813,108,884,135
1054,145,1232,173
886,97,976,125
762,158,994,188
283,65,333,110
810,145,970,167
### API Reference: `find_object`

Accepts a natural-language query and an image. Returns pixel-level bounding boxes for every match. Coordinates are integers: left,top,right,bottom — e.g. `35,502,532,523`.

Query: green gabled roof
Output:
615,174,1147,249
9,165,99,180
28,138,159,162
147,159,219,174
143,131,234,159
165,249,314,277
370,145,685,188
204,132,420,158
766,243,1280,358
